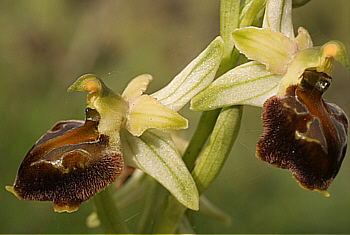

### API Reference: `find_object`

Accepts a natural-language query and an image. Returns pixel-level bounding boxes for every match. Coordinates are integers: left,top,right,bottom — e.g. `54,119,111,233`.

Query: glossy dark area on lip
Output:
257,70,348,192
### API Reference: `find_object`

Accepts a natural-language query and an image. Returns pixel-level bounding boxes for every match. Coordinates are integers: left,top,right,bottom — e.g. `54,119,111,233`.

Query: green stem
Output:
114,171,147,210
156,105,243,234
183,109,221,170
182,0,240,170
183,0,240,172
192,105,243,194
156,195,187,234
156,0,242,233
93,186,130,234
217,0,240,76
134,176,167,234
176,214,196,234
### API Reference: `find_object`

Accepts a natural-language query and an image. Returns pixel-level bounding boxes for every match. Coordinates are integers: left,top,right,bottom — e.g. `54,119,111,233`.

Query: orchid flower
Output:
191,0,349,196
6,37,224,212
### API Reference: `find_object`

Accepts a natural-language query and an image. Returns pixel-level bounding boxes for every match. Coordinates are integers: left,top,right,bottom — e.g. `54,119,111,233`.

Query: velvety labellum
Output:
257,70,348,194
10,108,123,212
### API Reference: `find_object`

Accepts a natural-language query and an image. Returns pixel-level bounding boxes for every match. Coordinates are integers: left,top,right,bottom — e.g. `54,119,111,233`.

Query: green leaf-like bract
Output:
151,36,224,111
191,61,284,110
121,129,199,211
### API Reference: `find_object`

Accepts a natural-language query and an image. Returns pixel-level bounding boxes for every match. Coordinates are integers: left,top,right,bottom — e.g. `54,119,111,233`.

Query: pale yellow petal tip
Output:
126,95,188,137
54,204,79,213
5,186,21,199
292,174,330,198
315,189,330,197
122,74,153,101
295,27,313,50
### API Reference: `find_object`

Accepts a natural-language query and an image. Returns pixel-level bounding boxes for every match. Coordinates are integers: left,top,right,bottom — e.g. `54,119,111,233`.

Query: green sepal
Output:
151,36,224,111
121,128,199,211
191,61,284,110
262,0,294,39
239,0,266,28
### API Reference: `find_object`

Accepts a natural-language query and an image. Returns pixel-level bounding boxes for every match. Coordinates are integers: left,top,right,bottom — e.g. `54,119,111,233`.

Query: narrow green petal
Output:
121,129,199,211
191,61,284,110
126,95,188,136
122,74,153,101
278,47,319,95
263,0,294,39
151,36,224,111
232,27,296,74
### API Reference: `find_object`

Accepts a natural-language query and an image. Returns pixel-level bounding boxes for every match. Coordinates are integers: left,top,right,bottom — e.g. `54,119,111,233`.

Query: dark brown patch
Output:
257,70,348,191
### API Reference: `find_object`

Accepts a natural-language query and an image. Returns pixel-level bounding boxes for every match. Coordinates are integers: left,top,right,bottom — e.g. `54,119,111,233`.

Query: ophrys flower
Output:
191,0,349,196
6,37,224,212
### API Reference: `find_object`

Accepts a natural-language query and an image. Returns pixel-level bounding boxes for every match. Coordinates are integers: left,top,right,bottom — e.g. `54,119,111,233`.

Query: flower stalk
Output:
192,105,243,194
155,0,251,232
93,186,130,234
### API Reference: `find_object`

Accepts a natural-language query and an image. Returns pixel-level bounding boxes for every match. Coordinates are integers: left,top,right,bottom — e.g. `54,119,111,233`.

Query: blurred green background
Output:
1,0,349,233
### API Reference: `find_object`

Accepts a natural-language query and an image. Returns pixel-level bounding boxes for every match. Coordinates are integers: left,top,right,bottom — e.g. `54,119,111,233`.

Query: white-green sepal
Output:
151,36,224,111
121,129,199,211
232,27,296,74
239,0,266,28
191,61,284,110
263,0,294,39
